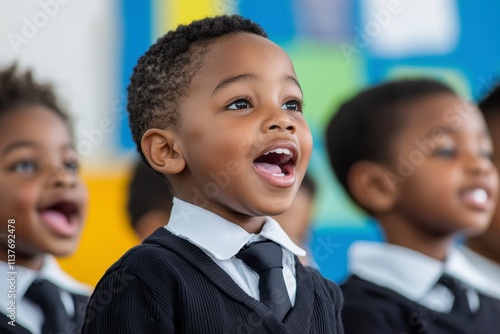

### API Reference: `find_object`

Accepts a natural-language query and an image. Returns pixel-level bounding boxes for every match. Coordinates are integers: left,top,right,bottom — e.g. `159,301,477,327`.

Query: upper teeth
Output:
264,148,292,156
471,189,488,203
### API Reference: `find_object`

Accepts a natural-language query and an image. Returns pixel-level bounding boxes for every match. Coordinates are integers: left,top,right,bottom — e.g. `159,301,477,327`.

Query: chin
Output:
262,203,292,216
49,241,80,258
461,221,490,237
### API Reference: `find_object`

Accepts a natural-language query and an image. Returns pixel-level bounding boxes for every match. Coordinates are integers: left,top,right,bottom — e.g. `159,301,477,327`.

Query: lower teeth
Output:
272,173,285,177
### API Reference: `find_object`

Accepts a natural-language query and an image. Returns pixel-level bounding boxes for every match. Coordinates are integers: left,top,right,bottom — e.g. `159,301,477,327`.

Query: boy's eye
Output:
481,151,493,160
65,160,79,174
13,160,36,174
281,100,303,112
433,147,456,158
227,99,252,110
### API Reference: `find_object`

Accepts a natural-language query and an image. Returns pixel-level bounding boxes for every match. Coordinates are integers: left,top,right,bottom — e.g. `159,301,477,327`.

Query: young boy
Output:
82,15,343,333
0,65,90,333
461,85,500,299
325,78,500,333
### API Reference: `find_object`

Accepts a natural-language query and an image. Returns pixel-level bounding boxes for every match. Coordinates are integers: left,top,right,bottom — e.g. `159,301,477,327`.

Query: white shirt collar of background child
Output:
349,241,443,301
167,197,305,261
453,246,500,299
348,241,496,301
0,254,91,334
39,255,92,296
0,254,90,303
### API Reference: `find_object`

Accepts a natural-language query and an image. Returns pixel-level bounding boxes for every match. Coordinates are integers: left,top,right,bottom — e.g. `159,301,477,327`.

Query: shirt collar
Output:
349,241,500,302
0,255,91,310
349,241,445,301
166,197,305,260
39,255,91,296
448,246,500,299
0,260,36,304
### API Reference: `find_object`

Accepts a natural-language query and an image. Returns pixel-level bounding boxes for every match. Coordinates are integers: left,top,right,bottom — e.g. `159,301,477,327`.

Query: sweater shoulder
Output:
301,265,343,305
105,231,191,284
302,265,342,292
341,275,413,306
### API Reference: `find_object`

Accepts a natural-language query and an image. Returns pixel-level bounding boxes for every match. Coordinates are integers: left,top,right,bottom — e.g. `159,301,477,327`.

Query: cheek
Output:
0,180,39,219
414,165,459,193
298,122,312,150
488,211,500,236
77,180,89,206
302,132,313,153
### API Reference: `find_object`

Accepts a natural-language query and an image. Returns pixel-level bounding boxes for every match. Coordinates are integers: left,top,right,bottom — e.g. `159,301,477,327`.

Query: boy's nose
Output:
263,108,296,134
49,163,77,188
465,153,494,176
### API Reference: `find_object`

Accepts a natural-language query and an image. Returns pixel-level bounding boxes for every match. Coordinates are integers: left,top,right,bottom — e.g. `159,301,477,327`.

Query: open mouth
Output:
460,187,491,210
253,148,295,177
39,200,80,237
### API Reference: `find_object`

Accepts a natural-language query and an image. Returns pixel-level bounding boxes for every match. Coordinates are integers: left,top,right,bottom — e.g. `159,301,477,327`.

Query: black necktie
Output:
25,279,71,334
438,274,471,315
236,240,292,321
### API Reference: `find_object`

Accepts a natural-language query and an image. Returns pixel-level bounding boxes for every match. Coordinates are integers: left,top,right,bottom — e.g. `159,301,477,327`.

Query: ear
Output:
347,161,397,214
141,128,185,175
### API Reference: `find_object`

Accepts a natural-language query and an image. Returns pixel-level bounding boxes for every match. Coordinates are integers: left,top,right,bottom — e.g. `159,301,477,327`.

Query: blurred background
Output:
2,0,499,286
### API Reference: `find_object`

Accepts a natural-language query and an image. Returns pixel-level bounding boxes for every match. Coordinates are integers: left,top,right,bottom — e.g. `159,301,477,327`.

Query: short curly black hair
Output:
325,78,455,203
127,14,267,161
0,63,69,126
479,84,500,119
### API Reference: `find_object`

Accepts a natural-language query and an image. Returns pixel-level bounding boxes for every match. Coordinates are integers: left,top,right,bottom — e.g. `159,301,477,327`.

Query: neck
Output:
228,215,266,234
174,195,267,234
380,215,455,261
202,204,266,234
467,238,500,265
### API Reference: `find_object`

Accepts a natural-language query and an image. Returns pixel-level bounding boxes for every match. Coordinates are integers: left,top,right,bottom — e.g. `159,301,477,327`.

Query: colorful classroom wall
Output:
2,0,500,286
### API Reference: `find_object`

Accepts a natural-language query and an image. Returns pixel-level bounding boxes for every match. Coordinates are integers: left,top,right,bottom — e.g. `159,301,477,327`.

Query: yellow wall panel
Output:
156,0,220,34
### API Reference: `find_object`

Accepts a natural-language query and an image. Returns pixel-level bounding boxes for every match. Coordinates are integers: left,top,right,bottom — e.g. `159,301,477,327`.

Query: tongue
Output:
39,210,75,236
254,162,282,175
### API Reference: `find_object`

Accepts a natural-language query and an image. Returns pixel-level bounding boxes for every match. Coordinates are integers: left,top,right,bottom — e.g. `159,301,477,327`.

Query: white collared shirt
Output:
166,197,306,305
458,246,500,299
348,241,491,313
0,255,91,334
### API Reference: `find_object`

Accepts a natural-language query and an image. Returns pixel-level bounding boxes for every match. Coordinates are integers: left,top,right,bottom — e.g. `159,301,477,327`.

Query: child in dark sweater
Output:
462,85,500,299
325,78,500,333
0,64,90,334
82,15,343,333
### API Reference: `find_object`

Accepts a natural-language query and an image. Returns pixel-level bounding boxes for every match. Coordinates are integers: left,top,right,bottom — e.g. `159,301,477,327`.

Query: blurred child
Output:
462,85,500,299
273,172,318,267
0,65,90,333
326,78,500,333
82,15,343,333
127,159,173,240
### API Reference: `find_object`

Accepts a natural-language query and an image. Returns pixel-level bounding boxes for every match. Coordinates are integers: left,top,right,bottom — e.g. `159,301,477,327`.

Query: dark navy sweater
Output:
341,275,500,334
82,228,344,333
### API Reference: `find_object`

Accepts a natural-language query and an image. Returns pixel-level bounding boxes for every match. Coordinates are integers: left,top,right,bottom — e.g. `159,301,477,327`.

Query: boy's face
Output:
172,32,312,227
387,94,498,236
0,106,88,268
470,114,500,257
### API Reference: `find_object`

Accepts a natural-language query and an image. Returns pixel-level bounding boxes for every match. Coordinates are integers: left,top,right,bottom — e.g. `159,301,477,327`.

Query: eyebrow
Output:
211,73,302,96
1,141,75,158
426,126,456,137
423,125,490,140
1,141,38,157
212,74,257,96
282,74,302,93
